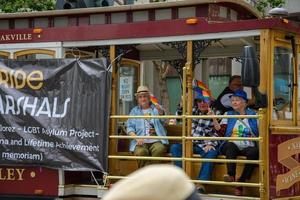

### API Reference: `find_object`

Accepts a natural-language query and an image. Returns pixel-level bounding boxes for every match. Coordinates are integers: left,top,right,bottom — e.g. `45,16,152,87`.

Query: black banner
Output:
0,59,111,171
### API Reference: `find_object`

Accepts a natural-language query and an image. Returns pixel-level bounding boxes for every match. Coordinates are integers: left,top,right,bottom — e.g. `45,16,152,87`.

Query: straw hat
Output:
135,85,150,96
103,164,201,200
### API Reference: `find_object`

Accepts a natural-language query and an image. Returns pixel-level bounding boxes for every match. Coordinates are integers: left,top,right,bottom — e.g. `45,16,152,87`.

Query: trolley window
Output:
273,46,293,120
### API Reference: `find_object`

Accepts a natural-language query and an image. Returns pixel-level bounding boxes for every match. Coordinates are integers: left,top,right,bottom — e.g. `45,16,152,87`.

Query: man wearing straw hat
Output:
126,86,168,168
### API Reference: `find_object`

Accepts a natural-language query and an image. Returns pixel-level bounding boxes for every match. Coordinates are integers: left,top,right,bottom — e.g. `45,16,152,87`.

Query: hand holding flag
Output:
150,93,164,115
150,93,159,105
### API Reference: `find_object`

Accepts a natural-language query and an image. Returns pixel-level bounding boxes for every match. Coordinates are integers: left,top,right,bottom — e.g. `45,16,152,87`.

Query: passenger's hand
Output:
136,139,144,145
207,107,214,115
155,104,164,115
203,145,215,153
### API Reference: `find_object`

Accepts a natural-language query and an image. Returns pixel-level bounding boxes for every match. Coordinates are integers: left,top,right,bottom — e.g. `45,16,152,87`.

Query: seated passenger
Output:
214,89,259,196
126,86,168,168
170,91,220,193
214,75,242,114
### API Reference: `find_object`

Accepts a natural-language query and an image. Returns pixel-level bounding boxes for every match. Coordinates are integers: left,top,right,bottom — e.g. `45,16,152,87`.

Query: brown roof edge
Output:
0,0,261,19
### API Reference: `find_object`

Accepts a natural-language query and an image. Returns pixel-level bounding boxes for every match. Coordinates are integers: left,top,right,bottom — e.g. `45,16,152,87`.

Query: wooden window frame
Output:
13,49,55,59
115,58,141,154
0,51,10,58
117,58,141,116
296,36,300,125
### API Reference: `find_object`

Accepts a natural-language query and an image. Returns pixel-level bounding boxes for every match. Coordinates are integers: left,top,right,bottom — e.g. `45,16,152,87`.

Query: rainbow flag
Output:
193,80,212,98
194,80,209,91
202,90,211,98
193,80,212,103
150,93,159,105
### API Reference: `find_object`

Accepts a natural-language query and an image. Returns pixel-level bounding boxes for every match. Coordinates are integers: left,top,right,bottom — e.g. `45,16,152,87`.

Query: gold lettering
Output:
27,70,43,90
0,69,9,87
6,168,15,180
291,142,300,150
5,35,10,41
277,138,300,192
0,169,7,180
14,70,26,89
0,68,44,90
9,69,15,88
16,168,25,181
0,168,26,181
27,34,32,40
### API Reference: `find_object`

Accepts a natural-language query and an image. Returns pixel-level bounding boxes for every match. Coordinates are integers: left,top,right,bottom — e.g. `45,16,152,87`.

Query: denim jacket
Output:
126,104,169,152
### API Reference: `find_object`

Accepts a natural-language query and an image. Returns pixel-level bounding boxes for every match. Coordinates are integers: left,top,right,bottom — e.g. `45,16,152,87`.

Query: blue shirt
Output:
126,104,169,152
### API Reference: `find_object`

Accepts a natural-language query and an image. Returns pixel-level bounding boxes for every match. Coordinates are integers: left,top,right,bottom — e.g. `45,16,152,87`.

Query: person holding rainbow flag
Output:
126,85,168,168
171,80,221,193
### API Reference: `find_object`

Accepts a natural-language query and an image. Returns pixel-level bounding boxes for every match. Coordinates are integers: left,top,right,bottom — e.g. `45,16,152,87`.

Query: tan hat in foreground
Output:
103,164,201,200
135,85,150,96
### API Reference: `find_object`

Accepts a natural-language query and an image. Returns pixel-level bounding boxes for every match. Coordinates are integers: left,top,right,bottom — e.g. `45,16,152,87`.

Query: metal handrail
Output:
108,114,264,192
109,155,181,161
109,135,261,141
192,180,261,187
184,157,261,164
108,155,261,164
109,135,182,140
106,175,261,187
204,194,260,200
110,114,259,119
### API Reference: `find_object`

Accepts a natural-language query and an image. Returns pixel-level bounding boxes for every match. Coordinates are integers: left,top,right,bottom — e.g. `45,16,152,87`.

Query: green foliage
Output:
0,0,55,13
255,0,285,15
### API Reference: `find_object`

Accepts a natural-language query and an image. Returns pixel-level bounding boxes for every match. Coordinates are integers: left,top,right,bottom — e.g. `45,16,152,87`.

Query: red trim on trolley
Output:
0,18,299,44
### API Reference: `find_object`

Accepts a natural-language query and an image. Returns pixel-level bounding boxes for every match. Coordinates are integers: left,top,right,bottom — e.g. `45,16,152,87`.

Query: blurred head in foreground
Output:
103,164,201,200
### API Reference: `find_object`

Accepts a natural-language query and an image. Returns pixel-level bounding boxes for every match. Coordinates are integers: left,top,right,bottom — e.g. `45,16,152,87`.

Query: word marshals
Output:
0,95,71,118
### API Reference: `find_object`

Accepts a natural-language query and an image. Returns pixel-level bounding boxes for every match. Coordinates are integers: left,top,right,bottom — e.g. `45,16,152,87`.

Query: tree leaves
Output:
255,0,285,15
0,0,55,13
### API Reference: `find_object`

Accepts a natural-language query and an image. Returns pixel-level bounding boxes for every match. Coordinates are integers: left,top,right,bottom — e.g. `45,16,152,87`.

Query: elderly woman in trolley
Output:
126,86,168,168
214,89,259,196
